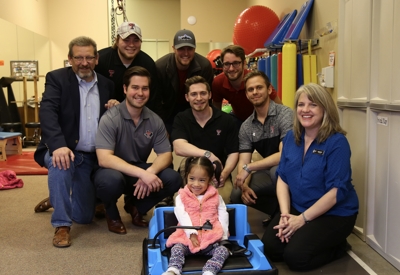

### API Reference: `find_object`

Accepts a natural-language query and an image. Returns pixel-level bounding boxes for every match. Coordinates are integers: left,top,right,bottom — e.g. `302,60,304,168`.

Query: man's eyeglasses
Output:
72,56,96,62
222,61,242,69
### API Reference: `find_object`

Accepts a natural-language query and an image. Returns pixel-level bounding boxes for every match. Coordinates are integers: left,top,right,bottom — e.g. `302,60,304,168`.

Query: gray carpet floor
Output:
0,174,395,275
0,175,148,275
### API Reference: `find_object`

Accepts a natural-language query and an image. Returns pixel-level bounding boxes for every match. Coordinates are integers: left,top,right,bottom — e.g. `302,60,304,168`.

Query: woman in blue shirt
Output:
261,83,359,271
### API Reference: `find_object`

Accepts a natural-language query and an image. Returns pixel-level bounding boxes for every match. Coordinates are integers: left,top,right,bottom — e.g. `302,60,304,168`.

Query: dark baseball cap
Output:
173,29,196,49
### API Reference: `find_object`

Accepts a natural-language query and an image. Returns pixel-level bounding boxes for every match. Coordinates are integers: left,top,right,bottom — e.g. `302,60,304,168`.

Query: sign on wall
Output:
10,60,39,81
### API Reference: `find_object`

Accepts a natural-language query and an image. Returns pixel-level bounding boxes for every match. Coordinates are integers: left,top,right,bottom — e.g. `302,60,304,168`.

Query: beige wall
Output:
123,0,180,42
0,0,49,37
0,0,340,99
121,0,181,58
47,0,109,70
48,0,180,69
180,0,248,44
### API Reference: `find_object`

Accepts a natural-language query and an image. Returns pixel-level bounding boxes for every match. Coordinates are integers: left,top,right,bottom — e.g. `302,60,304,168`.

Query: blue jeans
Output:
44,150,97,227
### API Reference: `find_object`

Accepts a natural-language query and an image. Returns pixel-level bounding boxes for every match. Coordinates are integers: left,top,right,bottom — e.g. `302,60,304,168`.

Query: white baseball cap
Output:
117,22,142,40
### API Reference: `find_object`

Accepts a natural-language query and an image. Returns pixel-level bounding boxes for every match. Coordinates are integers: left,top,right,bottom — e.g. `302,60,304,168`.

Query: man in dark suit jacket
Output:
34,36,116,248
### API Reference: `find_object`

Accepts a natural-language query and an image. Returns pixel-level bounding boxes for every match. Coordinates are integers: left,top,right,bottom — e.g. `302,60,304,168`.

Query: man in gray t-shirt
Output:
93,66,181,235
232,70,293,219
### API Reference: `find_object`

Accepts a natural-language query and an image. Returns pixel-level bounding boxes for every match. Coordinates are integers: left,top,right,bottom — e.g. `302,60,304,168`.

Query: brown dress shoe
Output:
106,215,127,234
35,197,53,212
53,226,71,248
128,205,149,228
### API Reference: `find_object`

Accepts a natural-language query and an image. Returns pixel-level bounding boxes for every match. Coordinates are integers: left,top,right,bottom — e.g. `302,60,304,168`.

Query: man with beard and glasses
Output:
156,29,213,135
92,66,181,235
171,76,239,204
95,21,161,113
34,36,117,248
231,70,292,224
212,45,282,128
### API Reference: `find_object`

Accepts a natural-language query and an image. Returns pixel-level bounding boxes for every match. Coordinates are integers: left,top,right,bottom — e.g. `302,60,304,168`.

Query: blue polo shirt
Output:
277,130,358,216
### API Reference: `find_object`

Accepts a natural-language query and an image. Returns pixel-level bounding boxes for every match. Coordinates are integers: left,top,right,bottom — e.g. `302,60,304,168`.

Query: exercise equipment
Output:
0,132,22,161
23,122,41,147
257,58,266,74
282,42,297,109
142,204,277,274
264,10,298,49
297,53,304,88
233,5,279,56
22,75,42,146
277,52,283,100
270,54,278,92
206,49,223,76
265,55,271,80
303,40,317,84
283,0,315,41
297,42,304,88
0,77,23,135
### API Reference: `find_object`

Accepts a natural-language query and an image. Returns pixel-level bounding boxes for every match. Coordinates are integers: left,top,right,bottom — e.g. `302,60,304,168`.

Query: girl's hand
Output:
190,233,199,247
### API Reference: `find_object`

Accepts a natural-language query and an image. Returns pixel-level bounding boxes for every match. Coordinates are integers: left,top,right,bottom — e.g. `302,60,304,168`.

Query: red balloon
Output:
206,49,222,69
233,5,280,57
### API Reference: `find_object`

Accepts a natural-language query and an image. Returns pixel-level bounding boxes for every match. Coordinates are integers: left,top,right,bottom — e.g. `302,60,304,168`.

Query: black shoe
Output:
155,196,174,208
345,241,352,251
124,196,133,214
94,204,106,219
334,240,352,259
123,202,130,214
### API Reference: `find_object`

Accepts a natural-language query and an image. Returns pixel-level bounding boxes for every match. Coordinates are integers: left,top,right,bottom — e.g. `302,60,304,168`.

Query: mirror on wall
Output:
0,18,50,106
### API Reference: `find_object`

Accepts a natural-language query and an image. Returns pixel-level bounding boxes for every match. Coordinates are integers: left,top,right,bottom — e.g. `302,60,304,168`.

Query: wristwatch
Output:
204,150,211,158
242,164,251,173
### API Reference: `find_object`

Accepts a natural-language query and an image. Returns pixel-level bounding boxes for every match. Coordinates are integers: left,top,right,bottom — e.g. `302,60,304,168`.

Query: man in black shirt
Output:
95,21,161,113
171,76,239,203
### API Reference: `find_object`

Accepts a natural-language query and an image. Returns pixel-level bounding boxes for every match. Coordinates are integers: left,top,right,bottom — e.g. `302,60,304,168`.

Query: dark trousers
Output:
93,163,182,220
230,166,278,216
262,207,357,271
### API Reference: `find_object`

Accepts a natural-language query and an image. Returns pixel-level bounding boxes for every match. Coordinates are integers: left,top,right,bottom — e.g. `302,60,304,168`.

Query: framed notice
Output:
10,60,39,81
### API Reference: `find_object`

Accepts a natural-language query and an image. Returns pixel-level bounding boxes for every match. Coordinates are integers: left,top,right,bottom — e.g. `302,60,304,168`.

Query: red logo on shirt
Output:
108,70,115,77
144,130,153,139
